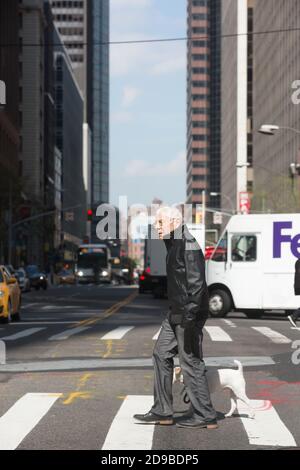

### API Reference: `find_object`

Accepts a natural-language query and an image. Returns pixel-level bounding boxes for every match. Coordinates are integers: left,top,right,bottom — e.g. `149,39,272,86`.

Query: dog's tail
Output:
234,360,243,372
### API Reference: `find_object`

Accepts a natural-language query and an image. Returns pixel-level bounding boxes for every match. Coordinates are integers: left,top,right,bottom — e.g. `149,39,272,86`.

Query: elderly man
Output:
134,206,217,429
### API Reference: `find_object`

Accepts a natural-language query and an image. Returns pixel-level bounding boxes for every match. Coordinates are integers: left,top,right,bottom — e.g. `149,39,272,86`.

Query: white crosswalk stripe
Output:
0,393,62,450
102,396,155,450
223,319,237,328
0,321,297,345
0,393,298,449
238,399,297,447
252,327,292,344
204,326,233,342
48,326,91,341
0,328,46,341
101,326,134,340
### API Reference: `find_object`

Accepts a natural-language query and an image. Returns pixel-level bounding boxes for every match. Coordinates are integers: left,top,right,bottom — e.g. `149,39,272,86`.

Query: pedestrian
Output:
134,206,218,429
287,258,300,328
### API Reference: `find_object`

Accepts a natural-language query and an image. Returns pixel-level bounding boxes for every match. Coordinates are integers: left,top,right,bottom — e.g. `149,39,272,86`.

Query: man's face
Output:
155,215,180,240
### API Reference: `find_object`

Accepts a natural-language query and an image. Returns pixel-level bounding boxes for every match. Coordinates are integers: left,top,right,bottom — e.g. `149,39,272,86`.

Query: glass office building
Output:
87,0,109,206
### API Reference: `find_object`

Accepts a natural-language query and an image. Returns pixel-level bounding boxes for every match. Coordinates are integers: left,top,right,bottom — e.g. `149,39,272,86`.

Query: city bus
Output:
76,244,112,284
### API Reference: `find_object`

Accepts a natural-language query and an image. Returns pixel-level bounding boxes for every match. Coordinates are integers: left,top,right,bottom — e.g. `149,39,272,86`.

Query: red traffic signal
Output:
87,209,93,221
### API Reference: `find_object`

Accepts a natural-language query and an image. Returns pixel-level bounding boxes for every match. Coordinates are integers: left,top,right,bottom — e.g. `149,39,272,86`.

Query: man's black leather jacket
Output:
163,224,209,326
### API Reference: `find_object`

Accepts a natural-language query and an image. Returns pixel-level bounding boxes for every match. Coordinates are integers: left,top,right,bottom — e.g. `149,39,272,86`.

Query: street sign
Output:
213,212,223,225
239,192,251,214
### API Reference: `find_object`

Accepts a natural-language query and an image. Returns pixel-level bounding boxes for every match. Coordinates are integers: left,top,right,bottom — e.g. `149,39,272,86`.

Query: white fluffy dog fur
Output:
173,360,255,419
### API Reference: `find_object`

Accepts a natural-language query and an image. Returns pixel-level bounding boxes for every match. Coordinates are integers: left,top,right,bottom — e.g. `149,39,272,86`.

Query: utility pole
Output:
8,179,12,265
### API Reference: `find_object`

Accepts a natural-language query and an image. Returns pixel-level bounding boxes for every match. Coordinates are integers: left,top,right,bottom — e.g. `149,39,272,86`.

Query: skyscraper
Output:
186,0,222,221
86,0,110,208
50,0,110,241
49,0,85,92
220,0,254,214
0,0,20,263
252,0,300,213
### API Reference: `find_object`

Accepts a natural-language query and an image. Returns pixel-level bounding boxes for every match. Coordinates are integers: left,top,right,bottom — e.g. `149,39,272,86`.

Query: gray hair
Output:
155,205,183,222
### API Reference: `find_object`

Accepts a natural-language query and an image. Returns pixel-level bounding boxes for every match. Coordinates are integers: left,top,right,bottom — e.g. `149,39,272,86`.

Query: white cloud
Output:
122,86,141,107
111,39,186,78
125,151,186,177
112,111,133,123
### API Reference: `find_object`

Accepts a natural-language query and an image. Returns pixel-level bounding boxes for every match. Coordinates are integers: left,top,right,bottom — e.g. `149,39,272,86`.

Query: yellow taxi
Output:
0,265,21,323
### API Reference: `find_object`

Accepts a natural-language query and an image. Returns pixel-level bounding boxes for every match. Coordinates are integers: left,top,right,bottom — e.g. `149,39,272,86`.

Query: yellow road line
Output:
63,391,91,405
102,339,113,359
77,291,137,327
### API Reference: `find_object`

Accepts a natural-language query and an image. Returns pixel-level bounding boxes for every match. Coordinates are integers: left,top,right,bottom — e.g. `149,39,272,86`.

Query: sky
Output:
110,0,187,208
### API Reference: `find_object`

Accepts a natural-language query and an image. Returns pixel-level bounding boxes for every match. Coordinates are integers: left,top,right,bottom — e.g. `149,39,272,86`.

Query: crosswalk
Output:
0,393,62,450
0,322,299,344
0,392,298,450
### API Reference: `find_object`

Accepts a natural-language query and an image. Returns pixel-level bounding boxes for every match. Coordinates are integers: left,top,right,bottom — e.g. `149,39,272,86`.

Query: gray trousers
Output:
151,317,217,422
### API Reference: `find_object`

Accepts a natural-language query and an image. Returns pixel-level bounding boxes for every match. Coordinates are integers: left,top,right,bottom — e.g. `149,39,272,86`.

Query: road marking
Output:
152,328,161,340
48,326,91,341
62,391,92,405
103,339,113,358
252,327,291,344
223,320,236,328
101,326,134,340
10,321,79,326
102,395,154,450
238,399,297,447
0,393,62,450
21,303,37,309
0,328,45,341
204,326,232,342
78,291,138,327
0,356,276,373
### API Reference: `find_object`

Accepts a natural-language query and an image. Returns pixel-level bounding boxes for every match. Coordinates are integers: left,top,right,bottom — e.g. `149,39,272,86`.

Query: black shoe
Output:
133,411,174,425
176,417,218,429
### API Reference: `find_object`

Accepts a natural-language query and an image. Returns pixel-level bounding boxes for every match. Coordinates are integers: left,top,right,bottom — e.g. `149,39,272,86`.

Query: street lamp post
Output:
258,124,300,190
210,192,235,214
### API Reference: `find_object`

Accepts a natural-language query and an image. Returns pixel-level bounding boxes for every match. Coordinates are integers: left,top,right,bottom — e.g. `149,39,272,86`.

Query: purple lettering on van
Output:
273,221,292,258
291,233,300,258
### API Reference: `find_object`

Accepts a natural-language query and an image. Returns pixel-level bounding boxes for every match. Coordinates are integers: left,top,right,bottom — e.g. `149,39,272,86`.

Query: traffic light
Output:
87,209,93,221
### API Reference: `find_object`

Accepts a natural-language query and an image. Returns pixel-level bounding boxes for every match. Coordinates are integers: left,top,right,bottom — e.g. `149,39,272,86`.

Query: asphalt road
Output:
0,284,300,450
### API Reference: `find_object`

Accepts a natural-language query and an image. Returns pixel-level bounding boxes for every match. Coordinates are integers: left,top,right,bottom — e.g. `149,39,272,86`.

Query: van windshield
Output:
211,232,227,262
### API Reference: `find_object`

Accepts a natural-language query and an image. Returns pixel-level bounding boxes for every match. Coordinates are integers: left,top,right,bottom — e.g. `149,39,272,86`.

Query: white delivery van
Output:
207,214,300,318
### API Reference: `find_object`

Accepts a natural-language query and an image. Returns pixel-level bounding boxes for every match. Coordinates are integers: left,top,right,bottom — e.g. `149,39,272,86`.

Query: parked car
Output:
0,265,21,323
57,269,76,285
25,265,48,290
14,268,31,292
4,265,15,276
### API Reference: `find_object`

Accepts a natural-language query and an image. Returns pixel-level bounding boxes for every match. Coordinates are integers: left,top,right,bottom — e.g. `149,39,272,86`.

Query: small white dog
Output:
173,360,255,419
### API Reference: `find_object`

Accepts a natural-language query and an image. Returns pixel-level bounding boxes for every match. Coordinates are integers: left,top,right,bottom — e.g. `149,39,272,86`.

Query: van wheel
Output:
209,290,232,318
